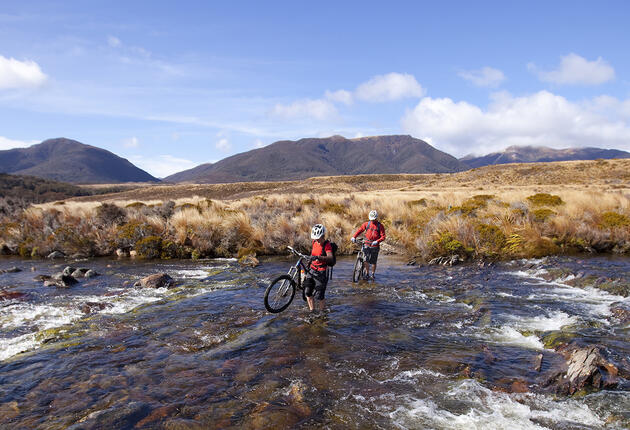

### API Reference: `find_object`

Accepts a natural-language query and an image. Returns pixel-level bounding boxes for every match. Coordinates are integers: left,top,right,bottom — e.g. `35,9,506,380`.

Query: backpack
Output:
322,240,338,267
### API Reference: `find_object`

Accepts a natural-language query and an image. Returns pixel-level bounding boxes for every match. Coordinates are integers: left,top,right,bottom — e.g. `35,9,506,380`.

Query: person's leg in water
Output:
304,276,316,311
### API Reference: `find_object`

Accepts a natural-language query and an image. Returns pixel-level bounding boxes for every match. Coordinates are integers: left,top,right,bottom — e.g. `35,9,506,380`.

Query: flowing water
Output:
1,254,630,429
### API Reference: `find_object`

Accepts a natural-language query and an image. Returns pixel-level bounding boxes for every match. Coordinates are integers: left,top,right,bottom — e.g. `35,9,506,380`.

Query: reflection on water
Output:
0,255,629,429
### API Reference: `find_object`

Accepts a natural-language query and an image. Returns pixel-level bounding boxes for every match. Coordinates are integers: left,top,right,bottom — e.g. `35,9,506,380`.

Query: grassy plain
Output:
2,159,629,262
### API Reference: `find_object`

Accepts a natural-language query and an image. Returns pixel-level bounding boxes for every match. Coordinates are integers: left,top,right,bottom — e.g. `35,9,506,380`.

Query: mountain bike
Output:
352,238,370,282
264,246,314,313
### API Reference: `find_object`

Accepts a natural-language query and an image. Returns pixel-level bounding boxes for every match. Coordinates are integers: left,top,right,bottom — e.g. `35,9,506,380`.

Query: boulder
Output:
45,273,78,288
238,254,259,267
129,250,138,259
85,269,99,279
0,266,21,274
610,305,630,323
428,255,463,266
115,248,128,257
47,251,65,259
62,266,77,277
71,268,89,278
543,344,618,395
134,273,174,289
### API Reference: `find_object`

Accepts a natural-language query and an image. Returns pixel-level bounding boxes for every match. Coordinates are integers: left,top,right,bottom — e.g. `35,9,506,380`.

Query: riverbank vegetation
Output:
1,159,629,262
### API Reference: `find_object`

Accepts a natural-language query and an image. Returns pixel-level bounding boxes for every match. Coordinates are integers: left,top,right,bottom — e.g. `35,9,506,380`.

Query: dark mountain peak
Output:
165,134,466,183
0,138,159,184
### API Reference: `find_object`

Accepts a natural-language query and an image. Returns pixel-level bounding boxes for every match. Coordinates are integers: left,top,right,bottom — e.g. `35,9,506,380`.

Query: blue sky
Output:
1,1,629,177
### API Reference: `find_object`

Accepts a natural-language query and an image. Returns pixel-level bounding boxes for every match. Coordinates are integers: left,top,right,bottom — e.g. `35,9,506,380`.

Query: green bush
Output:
135,236,162,259
125,202,146,209
116,221,157,248
599,211,630,229
302,198,316,205
406,199,427,208
321,202,347,215
526,193,563,206
532,208,556,222
476,223,506,254
449,194,495,216
431,232,472,256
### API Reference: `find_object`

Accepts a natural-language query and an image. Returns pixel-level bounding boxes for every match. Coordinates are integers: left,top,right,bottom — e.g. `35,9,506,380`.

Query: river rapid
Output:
1,254,630,429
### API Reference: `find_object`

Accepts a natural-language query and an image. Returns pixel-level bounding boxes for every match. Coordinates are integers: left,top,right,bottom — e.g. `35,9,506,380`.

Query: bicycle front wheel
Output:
264,274,296,313
352,257,363,282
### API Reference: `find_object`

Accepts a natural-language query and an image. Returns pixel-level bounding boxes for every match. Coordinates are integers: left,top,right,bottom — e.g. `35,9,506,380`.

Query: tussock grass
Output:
2,159,630,260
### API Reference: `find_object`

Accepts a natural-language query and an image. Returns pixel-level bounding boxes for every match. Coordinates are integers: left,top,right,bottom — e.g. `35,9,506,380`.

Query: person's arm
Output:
315,243,334,264
376,224,386,243
352,222,367,239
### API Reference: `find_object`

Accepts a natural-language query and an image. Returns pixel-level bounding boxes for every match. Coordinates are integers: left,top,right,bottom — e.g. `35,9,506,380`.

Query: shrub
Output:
476,223,506,255
532,208,556,222
406,199,427,208
302,198,316,205
431,231,471,256
135,236,162,259
96,203,127,226
526,193,563,206
176,203,199,212
126,202,146,209
504,233,524,255
322,202,347,215
599,211,630,229
116,221,157,248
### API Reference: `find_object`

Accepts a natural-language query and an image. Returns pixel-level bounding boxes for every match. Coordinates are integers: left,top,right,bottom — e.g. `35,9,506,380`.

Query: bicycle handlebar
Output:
287,246,312,260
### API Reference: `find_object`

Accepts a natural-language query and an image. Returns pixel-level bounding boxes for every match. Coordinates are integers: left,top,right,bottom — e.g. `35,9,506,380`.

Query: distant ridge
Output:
166,134,467,183
460,145,630,168
0,138,159,184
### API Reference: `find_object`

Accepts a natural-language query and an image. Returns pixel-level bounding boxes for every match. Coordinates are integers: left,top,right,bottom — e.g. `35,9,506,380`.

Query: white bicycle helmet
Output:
311,224,326,240
369,210,378,220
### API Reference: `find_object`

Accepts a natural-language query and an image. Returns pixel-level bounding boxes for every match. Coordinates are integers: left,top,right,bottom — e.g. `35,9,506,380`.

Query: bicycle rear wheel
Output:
352,257,364,282
264,275,296,313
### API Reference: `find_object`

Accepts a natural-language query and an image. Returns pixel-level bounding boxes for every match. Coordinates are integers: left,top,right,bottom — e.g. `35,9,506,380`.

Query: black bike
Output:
264,246,314,313
352,238,370,282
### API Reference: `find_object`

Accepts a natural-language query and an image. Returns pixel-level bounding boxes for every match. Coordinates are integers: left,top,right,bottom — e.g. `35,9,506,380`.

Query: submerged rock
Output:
238,254,259,267
44,273,78,288
67,401,151,429
134,273,174,289
62,266,77,277
71,268,89,278
0,266,21,274
80,302,112,314
0,290,26,301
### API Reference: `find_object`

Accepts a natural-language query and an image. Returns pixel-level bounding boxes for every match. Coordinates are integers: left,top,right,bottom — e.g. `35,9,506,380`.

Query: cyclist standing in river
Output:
351,210,386,280
305,224,333,312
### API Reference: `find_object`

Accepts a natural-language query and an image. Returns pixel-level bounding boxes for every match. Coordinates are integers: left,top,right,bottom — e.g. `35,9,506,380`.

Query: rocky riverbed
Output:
1,255,630,429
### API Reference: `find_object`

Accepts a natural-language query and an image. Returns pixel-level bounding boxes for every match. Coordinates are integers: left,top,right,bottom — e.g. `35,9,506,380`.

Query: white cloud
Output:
401,90,630,156
270,98,337,120
128,154,197,178
355,72,425,102
458,67,505,88
107,36,121,48
0,55,47,90
123,136,139,148
216,137,231,151
325,89,353,105
528,53,615,85
0,136,37,150
253,139,266,148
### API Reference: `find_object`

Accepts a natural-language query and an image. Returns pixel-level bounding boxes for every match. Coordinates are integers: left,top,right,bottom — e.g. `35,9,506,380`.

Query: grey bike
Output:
352,238,370,282
264,246,314,313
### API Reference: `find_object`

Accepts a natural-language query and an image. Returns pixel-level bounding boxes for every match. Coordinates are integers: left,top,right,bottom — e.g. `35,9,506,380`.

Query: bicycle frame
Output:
284,246,312,291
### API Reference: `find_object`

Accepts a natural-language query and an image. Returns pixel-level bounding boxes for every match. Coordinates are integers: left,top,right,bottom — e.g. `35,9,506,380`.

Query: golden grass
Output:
2,158,629,260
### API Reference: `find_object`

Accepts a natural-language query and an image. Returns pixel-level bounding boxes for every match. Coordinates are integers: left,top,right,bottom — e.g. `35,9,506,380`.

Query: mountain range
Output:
2,136,630,185
0,138,158,184
460,145,630,168
165,135,466,183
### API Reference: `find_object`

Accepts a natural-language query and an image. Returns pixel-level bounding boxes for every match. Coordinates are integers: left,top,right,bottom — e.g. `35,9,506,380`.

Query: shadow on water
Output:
0,254,630,428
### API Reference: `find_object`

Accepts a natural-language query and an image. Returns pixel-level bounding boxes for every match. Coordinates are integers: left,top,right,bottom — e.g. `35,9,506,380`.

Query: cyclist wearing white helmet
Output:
351,210,386,280
305,223,333,311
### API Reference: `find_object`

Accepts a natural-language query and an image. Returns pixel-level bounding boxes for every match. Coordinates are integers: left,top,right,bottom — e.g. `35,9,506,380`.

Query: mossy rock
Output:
542,330,576,349
526,193,563,207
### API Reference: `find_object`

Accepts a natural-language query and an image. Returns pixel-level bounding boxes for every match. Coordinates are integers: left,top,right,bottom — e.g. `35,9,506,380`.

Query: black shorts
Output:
304,269,328,300
364,246,380,265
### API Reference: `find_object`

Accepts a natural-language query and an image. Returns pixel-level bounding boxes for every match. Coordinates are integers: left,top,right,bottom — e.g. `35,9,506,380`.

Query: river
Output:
1,254,629,429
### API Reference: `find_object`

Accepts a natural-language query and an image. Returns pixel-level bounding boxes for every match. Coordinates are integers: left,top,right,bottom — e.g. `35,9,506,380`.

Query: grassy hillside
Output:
1,158,628,261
